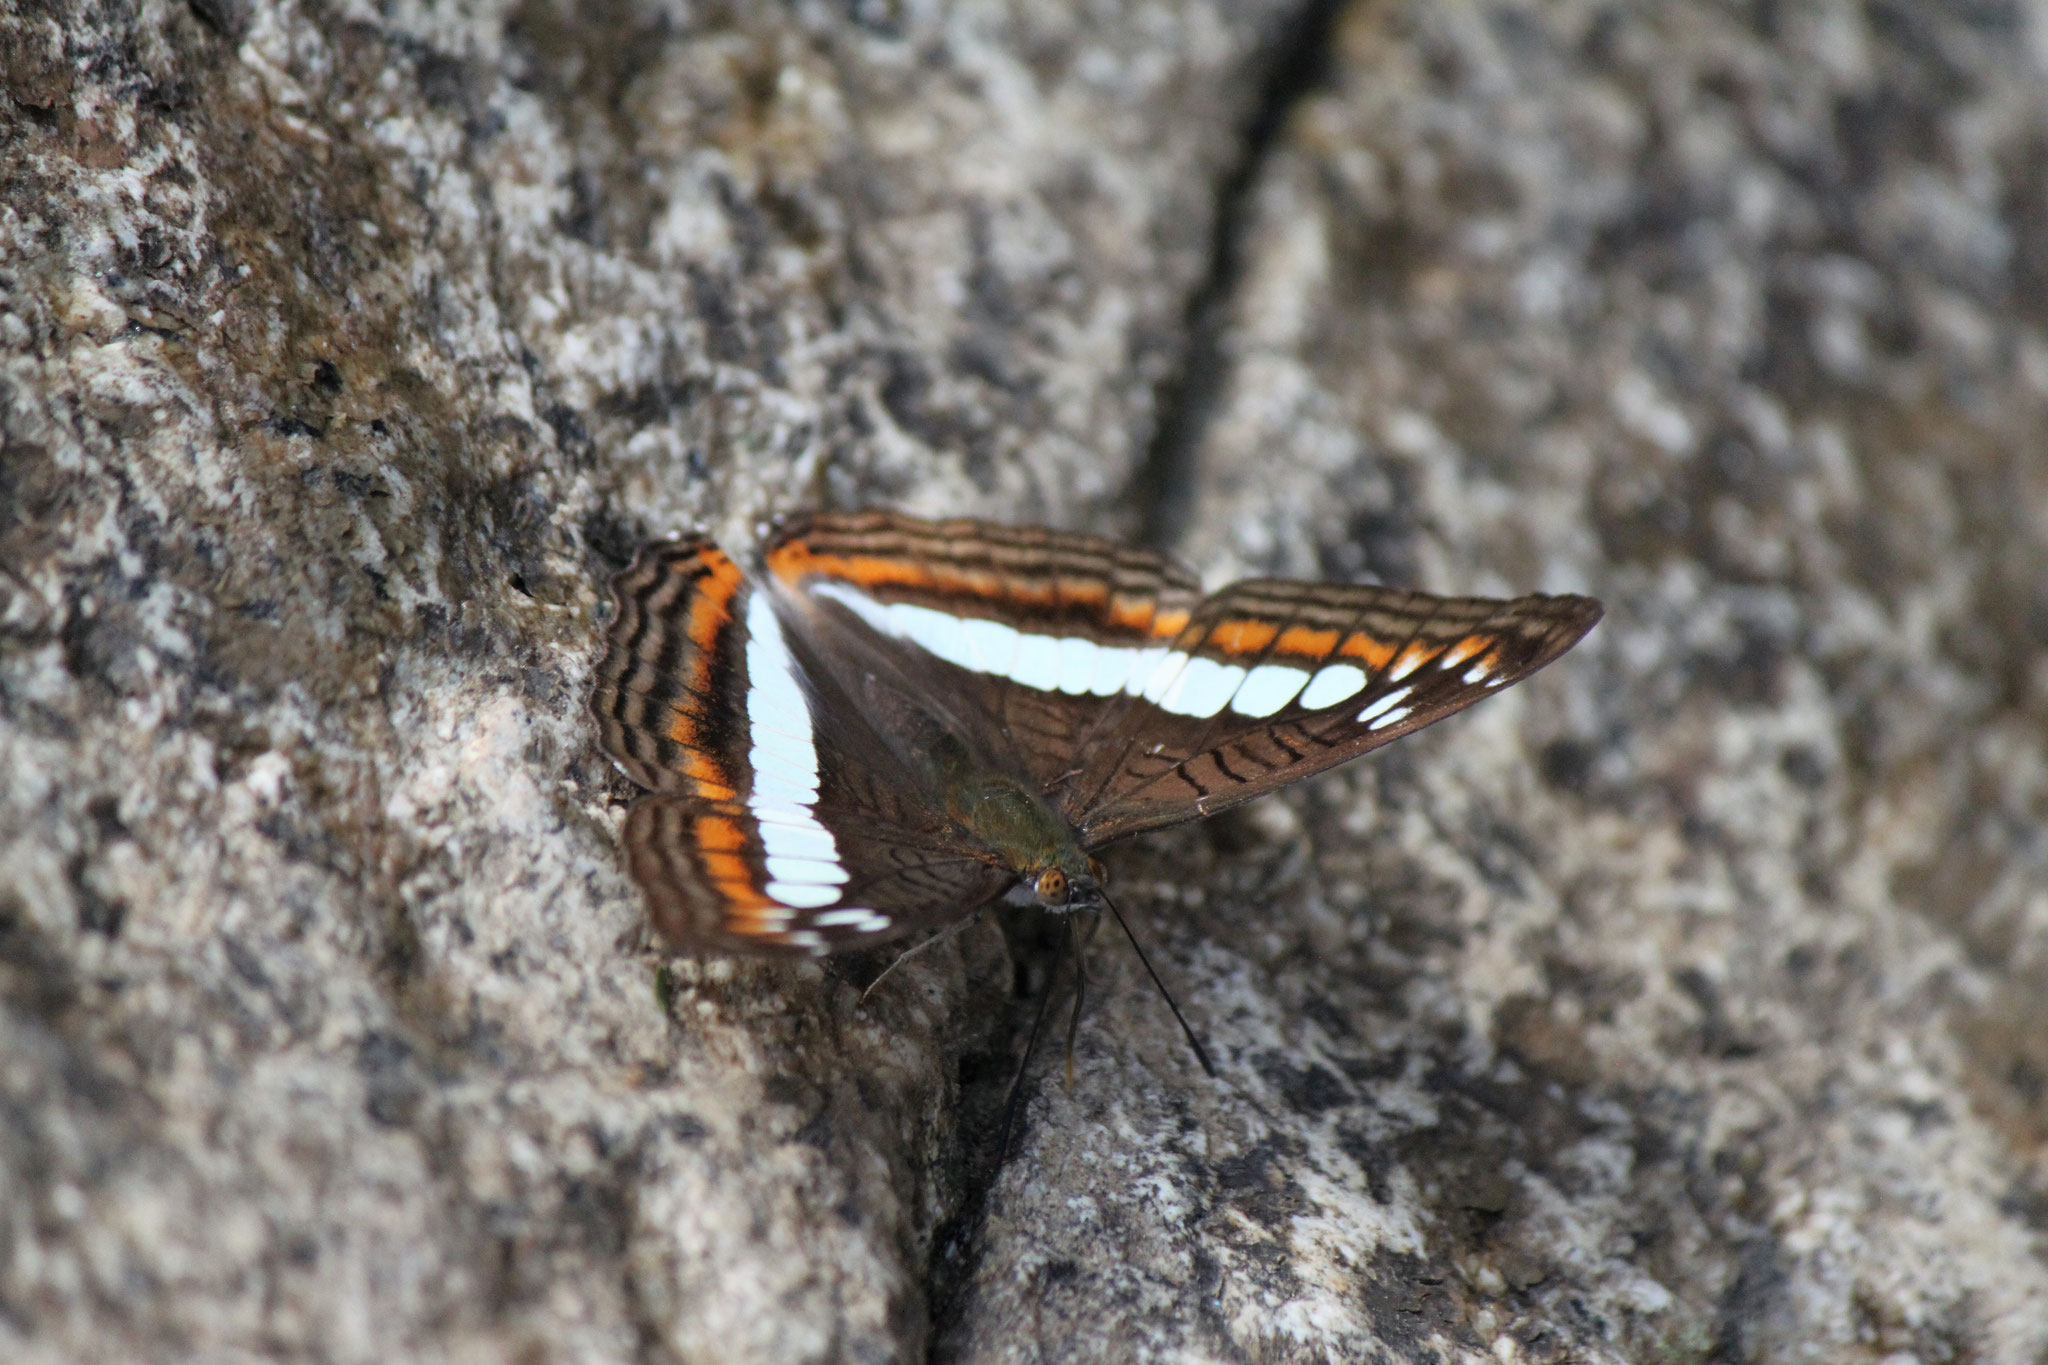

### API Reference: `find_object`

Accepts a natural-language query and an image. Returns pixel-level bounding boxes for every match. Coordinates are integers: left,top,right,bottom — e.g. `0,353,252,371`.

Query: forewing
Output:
592,537,1011,955
764,510,1202,794
1068,579,1603,846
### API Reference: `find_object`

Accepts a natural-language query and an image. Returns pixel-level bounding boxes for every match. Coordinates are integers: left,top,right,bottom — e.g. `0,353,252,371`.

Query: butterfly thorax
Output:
941,769,1096,911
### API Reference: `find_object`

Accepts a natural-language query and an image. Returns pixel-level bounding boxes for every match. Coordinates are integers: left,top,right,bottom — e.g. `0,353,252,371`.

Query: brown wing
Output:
619,795,1011,956
590,535,749,800
591,537,1011,955
1065,580,1603,847
763,510,1202,796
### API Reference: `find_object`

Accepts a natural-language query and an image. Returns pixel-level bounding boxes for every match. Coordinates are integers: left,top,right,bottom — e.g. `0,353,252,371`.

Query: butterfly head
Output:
1031,855,1107,912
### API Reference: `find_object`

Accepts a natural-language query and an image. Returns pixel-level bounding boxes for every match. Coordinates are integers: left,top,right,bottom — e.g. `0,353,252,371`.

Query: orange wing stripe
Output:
688,554,746,654
767,543,933,593
703,851,752,885
776,538,1191,641
1056,577,1111,608
1442,634,1494,668
1108,596,1157,631
685,753,735,800
771,543,1051,609
695,814,748,852
1275,626,1340,658
1208,619,1279,655
657,548,747,798
691,814,793,922
1338,633,1396,670
1391,642,1439,676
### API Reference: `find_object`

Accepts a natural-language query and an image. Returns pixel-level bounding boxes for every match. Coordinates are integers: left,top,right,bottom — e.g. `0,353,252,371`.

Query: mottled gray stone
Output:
942,3,2048,1362
0,1,1290,1360
4,1,2046,1363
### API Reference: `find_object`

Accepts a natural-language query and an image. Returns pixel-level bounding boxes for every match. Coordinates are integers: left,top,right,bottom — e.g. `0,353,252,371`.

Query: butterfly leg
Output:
998,921,1072,1161
1039,766,1086,798
857,906,986,1006
1058,909,1108,1089
1063,913,1088,1091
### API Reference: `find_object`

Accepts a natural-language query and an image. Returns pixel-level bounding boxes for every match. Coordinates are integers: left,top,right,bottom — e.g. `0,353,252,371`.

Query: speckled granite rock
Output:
4,1,2046,1364
0,1,1294,1360
940,3,2048,1362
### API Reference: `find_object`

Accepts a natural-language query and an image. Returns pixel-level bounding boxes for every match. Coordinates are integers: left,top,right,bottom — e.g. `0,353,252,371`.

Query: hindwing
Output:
592,538,1009,954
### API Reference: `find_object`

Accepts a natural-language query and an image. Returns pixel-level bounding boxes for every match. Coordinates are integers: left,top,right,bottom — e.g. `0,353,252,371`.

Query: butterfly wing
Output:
593,521,1604,951
591,537,1011,955
763,510,1203,797
617,795,1011,955
1065,579,1603,847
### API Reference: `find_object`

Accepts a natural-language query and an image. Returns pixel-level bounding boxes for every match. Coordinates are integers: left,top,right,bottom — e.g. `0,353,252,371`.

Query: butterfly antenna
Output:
1099,889,1216,1078
1063,913,1088,1091
997,924,1069,1161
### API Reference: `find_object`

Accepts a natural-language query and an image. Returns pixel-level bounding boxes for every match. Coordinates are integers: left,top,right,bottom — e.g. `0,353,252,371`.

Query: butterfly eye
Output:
1034,868,1069,905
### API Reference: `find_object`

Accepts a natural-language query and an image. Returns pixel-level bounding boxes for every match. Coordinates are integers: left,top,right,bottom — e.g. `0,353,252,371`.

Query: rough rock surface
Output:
3,2,2046,1364
954,4,2048,1360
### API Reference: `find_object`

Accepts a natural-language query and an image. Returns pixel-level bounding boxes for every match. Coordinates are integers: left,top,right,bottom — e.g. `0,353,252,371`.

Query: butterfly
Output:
589,510,1603,957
